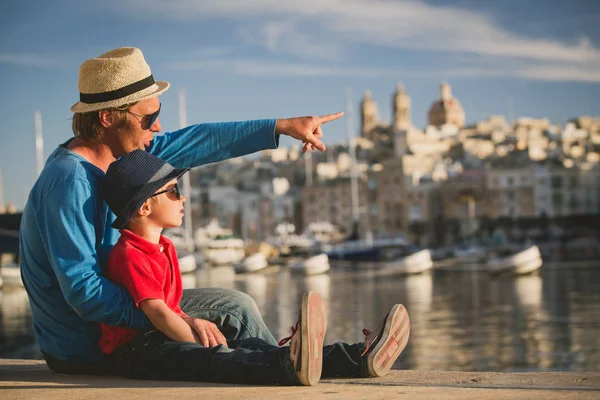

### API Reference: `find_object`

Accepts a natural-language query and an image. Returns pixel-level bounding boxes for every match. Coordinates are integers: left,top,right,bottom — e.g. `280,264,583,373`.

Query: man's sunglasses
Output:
125,103,161,130
151,182,181,201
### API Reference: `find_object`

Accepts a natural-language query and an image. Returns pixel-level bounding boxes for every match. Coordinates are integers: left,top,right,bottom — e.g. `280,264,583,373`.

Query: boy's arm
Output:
139,299,196,343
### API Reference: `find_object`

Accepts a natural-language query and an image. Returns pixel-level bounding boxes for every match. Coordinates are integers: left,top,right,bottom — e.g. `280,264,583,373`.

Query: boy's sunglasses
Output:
151,182,181,201
125,104,161,130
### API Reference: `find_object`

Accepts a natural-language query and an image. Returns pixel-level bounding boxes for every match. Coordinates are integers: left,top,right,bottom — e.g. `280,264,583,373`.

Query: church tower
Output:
427,82,466,128
392,83,411,131
360,89,379,137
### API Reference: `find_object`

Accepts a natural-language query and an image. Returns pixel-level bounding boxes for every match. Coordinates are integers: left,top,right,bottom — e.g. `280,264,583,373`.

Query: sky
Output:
1,0,599,210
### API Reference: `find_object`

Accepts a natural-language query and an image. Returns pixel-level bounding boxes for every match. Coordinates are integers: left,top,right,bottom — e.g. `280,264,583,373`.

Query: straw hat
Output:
70,47,170,113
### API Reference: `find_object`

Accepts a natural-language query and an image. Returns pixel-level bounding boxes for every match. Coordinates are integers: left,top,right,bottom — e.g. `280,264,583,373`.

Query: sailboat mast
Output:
304,151,313,186
35,110,44,177
0,168,4,209
179,90,194,252
345,88,360,225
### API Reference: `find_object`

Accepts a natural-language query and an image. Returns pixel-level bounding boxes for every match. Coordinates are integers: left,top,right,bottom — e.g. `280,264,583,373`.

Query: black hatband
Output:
79,75,155,104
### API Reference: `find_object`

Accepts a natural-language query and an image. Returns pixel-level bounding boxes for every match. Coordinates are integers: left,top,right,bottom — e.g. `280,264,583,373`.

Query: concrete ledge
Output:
1,359,599,399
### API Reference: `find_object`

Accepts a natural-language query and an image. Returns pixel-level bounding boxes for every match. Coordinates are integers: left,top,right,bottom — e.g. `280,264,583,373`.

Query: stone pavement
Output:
1,359,599,399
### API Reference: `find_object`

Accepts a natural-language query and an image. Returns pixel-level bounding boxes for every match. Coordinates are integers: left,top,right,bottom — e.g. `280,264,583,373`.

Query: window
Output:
552,193,563,206
507,177,514,186
551,176,562,189
569,177,578,188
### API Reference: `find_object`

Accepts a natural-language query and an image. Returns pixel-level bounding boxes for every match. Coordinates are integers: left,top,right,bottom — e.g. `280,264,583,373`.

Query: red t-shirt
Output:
99,229,187,354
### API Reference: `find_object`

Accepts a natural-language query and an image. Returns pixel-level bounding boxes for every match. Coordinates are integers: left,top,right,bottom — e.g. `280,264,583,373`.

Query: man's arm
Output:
139,299,196,343
148,112,343,169
39,179,149,328
148,119,278,169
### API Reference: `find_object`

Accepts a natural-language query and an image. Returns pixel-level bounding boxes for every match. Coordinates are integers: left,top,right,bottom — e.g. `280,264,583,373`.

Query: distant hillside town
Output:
2,83,598,252
185,82,600,250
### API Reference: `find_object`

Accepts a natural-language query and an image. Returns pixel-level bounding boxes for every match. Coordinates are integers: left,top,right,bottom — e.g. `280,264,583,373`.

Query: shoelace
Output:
278,320,300,346
361,328,374,356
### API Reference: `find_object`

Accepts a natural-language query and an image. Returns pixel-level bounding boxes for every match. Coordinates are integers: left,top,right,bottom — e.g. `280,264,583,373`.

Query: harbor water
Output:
1,263,599,372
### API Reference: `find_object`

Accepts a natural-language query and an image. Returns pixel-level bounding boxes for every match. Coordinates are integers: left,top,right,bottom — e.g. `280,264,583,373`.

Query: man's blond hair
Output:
72,102,137,143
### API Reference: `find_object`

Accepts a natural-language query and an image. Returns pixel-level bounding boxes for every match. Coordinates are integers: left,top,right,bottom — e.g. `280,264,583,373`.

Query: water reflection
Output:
0,287,33,358
1,266,599,372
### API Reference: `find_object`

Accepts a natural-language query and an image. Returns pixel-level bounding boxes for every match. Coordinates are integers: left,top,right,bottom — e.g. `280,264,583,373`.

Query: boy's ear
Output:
137,199,152,217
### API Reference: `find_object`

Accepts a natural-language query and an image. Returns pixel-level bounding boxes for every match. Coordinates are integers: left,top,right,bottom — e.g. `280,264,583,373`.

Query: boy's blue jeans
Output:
45,288,369,384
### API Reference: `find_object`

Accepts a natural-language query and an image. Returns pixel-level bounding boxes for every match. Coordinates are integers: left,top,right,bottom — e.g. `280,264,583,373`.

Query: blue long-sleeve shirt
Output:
19,119,278,362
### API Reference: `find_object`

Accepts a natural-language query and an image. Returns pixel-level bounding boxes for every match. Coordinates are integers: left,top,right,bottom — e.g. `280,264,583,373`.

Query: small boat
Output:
234,253,269,274
195,220,246,266
380,249,433,275
486,245,543,275
289,253,330,276
178,253,198,274
323,236,408,262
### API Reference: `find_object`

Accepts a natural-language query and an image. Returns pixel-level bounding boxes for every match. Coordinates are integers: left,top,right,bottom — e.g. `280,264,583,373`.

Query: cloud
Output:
0,52,61,68
101,0,600,82
126,0,600,62
169,57,600,83
238,20,343,62
169,58,402,77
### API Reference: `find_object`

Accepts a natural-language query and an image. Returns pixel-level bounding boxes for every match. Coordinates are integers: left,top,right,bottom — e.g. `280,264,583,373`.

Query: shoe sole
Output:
367,304,410,377
298,291,328,386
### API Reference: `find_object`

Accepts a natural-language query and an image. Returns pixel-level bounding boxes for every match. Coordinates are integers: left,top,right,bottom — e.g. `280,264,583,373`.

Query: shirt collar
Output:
119,229,171,255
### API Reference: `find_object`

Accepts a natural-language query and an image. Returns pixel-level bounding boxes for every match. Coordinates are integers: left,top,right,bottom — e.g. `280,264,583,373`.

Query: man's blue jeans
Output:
112,288,369,384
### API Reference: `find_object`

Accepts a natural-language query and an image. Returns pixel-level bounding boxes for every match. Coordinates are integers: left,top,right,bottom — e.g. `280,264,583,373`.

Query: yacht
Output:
162,228,198,274
194,219,245,266
486,245,543,275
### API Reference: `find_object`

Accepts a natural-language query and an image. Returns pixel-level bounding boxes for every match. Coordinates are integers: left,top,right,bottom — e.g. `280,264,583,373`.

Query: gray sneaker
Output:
278,291,328,385
361,304,410,377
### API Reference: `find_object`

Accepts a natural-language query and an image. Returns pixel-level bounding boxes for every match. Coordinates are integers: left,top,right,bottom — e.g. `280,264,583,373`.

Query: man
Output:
20,47,409,377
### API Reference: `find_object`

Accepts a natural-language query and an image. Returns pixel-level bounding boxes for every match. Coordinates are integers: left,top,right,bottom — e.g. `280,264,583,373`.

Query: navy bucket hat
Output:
102,150,189,229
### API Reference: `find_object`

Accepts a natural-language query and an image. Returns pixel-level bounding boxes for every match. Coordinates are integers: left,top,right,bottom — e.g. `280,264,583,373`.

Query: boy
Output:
101,149,327,385
101,150,410,385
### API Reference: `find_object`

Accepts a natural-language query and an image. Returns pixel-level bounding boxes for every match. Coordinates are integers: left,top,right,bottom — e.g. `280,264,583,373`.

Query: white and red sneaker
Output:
361,304,410,377
278,291,328,386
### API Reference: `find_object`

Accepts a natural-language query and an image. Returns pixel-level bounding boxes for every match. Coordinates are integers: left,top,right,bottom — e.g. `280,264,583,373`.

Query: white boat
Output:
289,253,330,275
234,253,269,274
268,223,316,257
380,249,433,275
163,228,194,252
1,263,23,288
194,219,245,266
178,253,198,274
302,221,343,245
452,245,488,264
486,245,543,275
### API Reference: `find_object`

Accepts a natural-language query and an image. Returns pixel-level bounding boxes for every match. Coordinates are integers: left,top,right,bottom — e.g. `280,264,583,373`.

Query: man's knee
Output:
223,289,261,316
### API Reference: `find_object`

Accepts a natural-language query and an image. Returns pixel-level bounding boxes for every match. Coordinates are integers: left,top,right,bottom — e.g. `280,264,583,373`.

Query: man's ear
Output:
98,110,114,128
137,199,152,217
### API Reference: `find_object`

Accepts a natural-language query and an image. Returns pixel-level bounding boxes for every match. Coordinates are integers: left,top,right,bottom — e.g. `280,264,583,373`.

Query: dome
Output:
428,82,465,128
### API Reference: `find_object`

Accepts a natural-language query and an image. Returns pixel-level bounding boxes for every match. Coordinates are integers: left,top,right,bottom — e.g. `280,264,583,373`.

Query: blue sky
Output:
1,0,599,209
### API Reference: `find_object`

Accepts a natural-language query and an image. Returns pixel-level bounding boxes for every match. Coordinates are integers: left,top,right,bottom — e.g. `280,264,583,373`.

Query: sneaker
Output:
278,291,328,386
361,304,410,377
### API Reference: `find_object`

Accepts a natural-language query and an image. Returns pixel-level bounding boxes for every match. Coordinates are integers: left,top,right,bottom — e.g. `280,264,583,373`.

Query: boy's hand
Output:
184,317,228,348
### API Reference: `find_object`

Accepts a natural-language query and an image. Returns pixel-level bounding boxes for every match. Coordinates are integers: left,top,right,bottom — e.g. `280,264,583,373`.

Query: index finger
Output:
317,111,344,125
